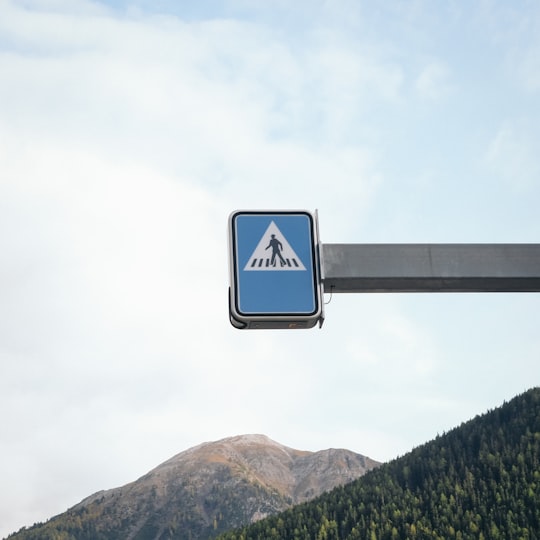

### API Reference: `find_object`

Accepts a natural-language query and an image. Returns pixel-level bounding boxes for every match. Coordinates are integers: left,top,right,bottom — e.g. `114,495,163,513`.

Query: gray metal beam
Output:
321,244,540,293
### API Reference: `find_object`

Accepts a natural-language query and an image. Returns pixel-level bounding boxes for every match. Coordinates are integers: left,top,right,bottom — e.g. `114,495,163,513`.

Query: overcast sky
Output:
1,0,539,536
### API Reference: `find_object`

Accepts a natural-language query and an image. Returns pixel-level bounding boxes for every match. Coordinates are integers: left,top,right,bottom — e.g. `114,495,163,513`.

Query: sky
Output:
1,0,539,536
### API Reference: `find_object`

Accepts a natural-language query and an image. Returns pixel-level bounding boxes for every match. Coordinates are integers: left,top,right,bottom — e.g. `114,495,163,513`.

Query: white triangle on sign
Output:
244,221,307,271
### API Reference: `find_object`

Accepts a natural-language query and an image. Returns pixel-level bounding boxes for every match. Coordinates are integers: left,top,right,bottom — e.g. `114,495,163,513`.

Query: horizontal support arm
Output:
321,244,540,293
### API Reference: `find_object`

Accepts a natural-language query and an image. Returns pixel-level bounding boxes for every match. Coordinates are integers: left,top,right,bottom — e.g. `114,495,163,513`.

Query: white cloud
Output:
499,4,540,94
484,122,540,190
515,45,540,92
0,0,383,227
415,61,454,100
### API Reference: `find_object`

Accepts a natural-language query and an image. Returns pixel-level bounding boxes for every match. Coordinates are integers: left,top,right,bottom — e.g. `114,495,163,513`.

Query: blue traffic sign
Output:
228,211,323,329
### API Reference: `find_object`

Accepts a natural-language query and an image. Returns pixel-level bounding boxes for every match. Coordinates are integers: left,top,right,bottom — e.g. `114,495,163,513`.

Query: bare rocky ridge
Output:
9,434,380,540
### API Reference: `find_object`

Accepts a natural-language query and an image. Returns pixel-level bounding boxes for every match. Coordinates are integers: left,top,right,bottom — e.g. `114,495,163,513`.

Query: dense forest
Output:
219,387,540,540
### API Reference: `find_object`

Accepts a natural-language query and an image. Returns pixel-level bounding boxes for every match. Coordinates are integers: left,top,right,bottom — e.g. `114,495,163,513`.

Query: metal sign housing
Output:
228,210,323,329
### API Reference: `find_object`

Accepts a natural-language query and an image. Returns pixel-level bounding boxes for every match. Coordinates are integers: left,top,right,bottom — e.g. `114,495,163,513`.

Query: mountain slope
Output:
7,434,379,540
219,388,540,539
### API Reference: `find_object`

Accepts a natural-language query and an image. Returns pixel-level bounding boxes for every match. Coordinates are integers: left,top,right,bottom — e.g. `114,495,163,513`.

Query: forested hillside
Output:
219,388,540,540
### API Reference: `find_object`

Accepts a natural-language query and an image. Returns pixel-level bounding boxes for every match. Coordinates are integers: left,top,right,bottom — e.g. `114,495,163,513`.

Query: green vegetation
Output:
7,388,540,540
219,388,540,540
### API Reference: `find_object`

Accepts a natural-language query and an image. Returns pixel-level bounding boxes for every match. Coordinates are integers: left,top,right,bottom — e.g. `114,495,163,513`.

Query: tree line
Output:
218,388,540,540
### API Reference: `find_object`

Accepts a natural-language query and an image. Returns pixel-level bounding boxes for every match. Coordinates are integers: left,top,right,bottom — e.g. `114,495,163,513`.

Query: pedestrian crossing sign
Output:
228,210,323,329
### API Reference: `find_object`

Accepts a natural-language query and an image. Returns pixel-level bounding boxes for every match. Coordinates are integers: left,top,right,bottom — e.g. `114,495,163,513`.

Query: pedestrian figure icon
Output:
243,221,307,271
266,234,286,267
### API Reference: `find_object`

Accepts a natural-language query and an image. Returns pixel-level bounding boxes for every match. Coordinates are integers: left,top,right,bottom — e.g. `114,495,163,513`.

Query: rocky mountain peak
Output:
10,434,380,540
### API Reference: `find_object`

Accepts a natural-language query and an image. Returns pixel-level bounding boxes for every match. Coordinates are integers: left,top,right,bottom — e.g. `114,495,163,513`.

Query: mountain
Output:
219,388,540,539
7,434,379,540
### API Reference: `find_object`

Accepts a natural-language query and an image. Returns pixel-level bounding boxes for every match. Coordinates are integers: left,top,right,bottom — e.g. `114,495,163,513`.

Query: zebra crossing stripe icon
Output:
244,221,307,271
